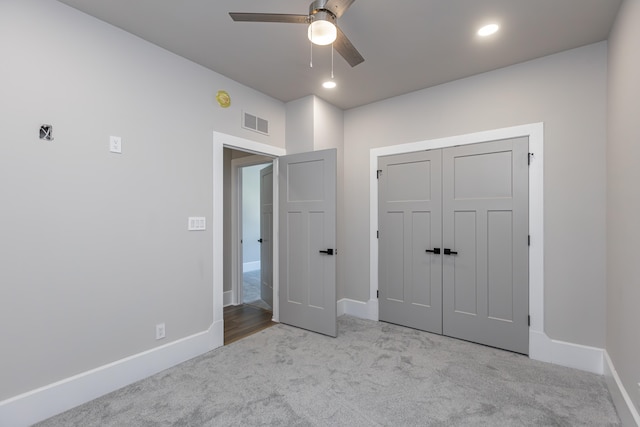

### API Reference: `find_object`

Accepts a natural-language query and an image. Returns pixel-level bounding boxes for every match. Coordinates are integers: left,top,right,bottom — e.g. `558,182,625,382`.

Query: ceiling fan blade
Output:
334,26,364,67
323,0,356,18
229,13,308,24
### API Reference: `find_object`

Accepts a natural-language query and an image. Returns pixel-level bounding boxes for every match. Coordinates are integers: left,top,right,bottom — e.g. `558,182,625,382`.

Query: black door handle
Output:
258,238,263,243
444,248,458,255
319,249,334,255
425,248,441,254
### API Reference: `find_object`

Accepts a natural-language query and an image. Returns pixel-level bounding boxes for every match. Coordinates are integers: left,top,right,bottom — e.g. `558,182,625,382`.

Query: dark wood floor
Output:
223,304,275,345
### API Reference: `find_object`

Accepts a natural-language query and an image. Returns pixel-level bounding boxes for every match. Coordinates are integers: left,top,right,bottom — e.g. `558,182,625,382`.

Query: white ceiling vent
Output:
242,111,269,136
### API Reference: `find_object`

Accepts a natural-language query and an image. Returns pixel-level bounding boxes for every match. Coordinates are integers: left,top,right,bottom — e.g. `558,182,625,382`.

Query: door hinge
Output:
528,153,534,165
528,315,531,326
377,169,382,179
377,230,379,239
377,290,379,298
528,235,530,246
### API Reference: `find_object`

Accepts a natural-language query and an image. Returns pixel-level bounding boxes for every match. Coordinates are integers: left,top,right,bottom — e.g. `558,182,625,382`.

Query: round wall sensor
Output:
216,90,231,108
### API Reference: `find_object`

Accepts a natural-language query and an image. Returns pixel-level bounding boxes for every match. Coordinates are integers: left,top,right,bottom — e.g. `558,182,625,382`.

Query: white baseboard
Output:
338,298,378,320
223,290,234,307
243,261,260,273
0,321,223,427
528,329,604,374
604,351,640,427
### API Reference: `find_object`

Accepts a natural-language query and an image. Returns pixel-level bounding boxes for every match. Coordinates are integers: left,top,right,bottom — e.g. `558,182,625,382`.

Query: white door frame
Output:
230,156,273,307
213,132,285,348
370,123,546,359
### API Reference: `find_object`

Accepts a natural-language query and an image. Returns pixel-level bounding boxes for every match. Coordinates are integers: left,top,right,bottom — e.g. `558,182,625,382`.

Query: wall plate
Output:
188,217,206,231
110,136,122,153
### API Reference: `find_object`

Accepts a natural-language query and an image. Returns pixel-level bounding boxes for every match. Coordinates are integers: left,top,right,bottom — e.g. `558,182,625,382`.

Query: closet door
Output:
442,137,529,354
378,150,443,334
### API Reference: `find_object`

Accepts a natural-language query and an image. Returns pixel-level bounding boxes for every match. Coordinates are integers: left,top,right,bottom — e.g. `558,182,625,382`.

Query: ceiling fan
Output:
229,0,364,67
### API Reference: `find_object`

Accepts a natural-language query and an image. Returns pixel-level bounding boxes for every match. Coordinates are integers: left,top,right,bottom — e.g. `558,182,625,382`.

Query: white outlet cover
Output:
110,136,122,154
155,323,166,340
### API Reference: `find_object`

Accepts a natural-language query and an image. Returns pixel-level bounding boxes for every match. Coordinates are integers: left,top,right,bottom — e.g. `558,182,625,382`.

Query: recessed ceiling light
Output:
478,24,499,37
322,81,337,89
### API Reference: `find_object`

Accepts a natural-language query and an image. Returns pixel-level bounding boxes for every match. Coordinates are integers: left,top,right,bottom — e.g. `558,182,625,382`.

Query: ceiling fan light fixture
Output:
308,11,337,45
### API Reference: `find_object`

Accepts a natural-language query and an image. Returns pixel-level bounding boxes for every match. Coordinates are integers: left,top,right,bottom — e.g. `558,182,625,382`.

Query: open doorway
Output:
215,132,338,346
223,147,276,344
240,162,273,311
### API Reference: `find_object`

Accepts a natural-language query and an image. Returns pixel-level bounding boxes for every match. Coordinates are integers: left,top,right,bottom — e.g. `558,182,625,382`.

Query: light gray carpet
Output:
243,269,271,311
37,316,620,426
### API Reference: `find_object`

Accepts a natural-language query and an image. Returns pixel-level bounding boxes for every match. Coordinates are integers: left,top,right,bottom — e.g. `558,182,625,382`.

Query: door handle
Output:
258,239,263,243
319,248,334,255
425,248,441,254
444,248,458,255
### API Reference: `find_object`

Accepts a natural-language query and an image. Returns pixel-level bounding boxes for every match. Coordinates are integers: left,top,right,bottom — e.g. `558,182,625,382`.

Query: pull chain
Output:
309,23,313,68
331,42,334,78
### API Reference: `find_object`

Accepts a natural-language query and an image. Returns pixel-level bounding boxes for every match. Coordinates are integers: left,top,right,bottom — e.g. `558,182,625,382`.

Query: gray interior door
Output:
260,164,274,308
378,151,443,334
279,149,337,337
377,138,529,354
442,137,529,354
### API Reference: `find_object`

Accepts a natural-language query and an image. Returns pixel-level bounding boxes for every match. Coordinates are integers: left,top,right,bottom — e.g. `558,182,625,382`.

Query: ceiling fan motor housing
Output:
309,10,336,26
309,0,337,22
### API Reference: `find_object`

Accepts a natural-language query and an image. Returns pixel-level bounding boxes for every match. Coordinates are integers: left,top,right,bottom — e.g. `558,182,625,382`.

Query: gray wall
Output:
0,0,284,400
607,0,640,415
343,42,608,348
285,96,315,154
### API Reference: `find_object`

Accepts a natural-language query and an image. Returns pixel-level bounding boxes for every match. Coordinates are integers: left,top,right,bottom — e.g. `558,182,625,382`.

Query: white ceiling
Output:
56,0,621,110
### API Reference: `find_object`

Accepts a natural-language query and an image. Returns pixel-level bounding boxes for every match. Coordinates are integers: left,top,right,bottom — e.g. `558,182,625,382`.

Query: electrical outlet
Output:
156,323,166,340
110,136,122,154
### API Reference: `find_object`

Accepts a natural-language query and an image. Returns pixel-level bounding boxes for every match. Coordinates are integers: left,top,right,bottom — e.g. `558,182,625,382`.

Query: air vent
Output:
242,111,269,136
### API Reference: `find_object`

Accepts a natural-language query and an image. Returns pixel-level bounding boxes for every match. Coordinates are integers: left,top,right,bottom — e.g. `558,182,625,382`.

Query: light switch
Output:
188,217,206,231
110,136,122,154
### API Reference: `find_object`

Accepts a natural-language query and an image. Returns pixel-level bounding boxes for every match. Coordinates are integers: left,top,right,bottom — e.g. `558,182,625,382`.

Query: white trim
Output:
369,123,546,354
216,133,286,158
604,351,640,427
529,330,603,374
213,132,285,329
0,323,219,427
271,158,281,322
243,261,261,273
223,290,234,307
338,298,378,320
